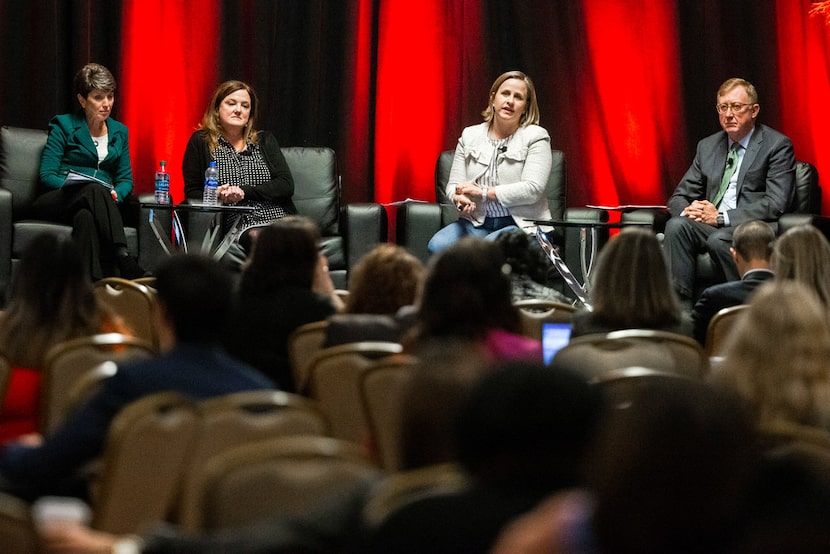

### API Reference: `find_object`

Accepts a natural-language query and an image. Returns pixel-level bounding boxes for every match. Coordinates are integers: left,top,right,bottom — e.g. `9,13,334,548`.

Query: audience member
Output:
0,234,130,444
225,216,344,391
0,254,274,501
323,243,425,347
663,77,795,306
40,337,494,553
493,228,569,303
367,361,602,553
492,378,761,554
428,70,552,253
691,220,775,344
183,80,295,265
570,227,691,338
407,236,542,362
771,224,830,309
710,281,830,445
36,63,146,279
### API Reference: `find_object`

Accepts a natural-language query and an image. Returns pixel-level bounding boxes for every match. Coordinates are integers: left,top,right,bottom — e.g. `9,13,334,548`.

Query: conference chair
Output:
40,333,156,434
183,435,379,533
704,304,749,358
359,354,419,471
287,320,330,393
176,390,330,530
306,341,404,443
513,299,577,341
552,329,708,381
89,392,199,534
93,277,160,349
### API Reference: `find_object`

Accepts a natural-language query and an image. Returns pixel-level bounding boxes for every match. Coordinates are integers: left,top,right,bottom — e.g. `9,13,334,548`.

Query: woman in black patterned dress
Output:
182,80,295,265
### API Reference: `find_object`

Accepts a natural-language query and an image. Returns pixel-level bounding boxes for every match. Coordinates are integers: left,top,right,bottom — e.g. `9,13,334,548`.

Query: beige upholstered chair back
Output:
705,304,750,358
40,333,156,434
90,392,199,534
93,277,160,349
306,342,404,443
513,299,577,341
360,355,418,471
553,329,707,381
176,390,330,531
188,436,378,533
287,320,330,392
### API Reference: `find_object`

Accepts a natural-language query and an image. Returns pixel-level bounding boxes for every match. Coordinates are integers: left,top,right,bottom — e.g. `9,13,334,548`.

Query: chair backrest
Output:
359,355,418,471
513,299,577,341
93,277,160,349
362,463,469,530
282,147,339,236
0,126,48,219
705,304,750,358
40,333,156,434
553,329,708,381
287,320,330,393
434,148,567,220
792,160,821,215
0,492,37,554
591,366,697,414
90,392,199,534
306,341,404,443
188,435,378,533
177,389,330,531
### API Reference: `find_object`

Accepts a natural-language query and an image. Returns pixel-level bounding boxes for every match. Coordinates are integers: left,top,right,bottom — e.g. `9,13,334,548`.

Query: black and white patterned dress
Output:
213,136,287,235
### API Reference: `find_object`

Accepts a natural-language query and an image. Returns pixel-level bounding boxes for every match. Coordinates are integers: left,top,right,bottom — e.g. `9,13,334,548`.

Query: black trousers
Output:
32,183,129,280
663,215,738,302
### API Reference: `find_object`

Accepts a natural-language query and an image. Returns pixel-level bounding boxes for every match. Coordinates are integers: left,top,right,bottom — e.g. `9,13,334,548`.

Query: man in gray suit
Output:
664,77,795,306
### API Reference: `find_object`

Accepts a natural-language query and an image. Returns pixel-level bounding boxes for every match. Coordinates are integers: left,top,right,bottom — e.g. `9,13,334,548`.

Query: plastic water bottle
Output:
154,160,170,204
203,161,219,205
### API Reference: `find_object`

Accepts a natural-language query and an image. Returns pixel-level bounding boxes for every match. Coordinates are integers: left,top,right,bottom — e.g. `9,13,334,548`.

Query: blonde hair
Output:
481,71,540,127
199,80,260,153
772,224,830,308
716,281,830,429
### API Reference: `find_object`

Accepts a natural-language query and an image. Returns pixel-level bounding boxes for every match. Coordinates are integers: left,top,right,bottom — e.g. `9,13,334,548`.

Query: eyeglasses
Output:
716,102,754,115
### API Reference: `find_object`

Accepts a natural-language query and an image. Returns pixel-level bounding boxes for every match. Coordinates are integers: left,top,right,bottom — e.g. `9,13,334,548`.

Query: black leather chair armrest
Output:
779,213,830,240
0,188,12,303
395,202,446,263
343,203,388,271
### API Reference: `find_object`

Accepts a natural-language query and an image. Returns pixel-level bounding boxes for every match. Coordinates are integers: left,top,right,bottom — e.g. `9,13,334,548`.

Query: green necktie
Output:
713,143,740,207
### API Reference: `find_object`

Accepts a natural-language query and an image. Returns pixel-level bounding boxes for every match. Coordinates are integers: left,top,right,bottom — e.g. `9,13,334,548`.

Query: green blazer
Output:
38,112,134,201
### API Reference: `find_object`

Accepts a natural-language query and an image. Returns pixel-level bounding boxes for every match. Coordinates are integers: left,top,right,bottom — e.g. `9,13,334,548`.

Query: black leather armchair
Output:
623,160,822,299
0,125,146,304
394,149,607,301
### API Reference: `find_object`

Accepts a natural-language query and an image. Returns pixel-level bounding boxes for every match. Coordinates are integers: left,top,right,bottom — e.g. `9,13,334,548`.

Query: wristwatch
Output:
716,214,724,228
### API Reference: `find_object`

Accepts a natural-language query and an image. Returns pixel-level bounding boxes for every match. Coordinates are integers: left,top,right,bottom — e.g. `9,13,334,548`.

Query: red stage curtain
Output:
776,0,830,214
120,0,219,200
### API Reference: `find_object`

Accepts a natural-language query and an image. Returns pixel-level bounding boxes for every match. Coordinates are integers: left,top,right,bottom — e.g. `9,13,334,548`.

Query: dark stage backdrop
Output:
0,0,827,213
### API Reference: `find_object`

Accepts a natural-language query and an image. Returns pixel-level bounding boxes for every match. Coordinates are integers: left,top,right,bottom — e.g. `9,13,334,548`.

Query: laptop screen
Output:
542,322,572,365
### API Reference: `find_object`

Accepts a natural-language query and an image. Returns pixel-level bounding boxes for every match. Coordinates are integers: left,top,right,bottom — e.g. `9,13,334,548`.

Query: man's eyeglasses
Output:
716,103,754,115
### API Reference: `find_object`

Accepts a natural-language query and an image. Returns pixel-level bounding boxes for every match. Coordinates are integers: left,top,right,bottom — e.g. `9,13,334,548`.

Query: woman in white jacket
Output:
428,70,552,253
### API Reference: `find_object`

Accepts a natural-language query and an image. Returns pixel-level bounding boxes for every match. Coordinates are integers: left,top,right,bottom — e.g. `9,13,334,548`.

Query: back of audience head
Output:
455,361,602,492
240,216,321,294
589,227,680,327
345,244,425,315
493,228,555,288
772,224,830,308
397,337,490,471
713,280,830,430
732,220,775,265
154,254,233,347
589,377,759,553
0,233,100,367
415,237,520,341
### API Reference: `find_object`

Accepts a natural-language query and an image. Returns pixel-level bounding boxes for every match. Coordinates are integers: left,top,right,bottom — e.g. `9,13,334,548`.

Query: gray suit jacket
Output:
668,124,796,227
